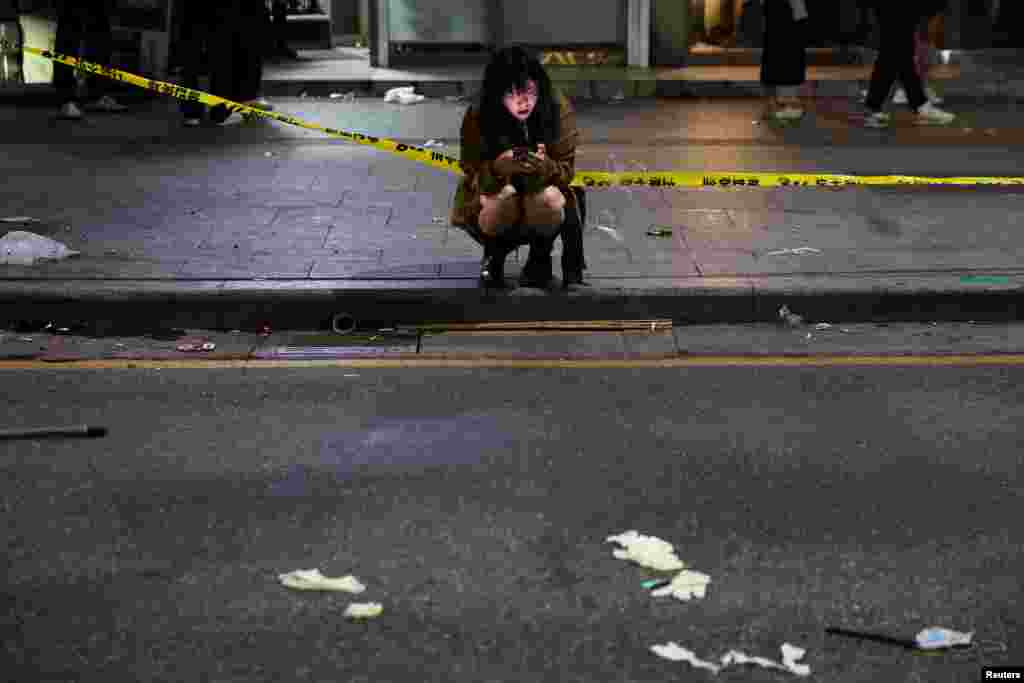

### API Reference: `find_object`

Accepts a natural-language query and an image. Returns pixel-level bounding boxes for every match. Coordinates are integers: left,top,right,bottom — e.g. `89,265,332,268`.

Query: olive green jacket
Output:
450,90,579,229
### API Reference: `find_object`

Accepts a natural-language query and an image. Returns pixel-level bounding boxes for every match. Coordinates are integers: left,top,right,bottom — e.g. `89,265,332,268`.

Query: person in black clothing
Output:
862,1,955,128
53,0,127,120
267,0,298,59
206,0,274,124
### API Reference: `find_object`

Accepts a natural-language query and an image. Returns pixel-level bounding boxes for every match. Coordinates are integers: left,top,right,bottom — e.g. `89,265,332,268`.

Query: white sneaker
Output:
772,106,805,121
894,87,943,105
85,95,128,112
58,102,83,120
864,110,890,128
915,101,955,125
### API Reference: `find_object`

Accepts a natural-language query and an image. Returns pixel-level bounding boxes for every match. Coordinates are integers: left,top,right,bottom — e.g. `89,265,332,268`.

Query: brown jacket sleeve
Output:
458,106,503,195
542,91,579,188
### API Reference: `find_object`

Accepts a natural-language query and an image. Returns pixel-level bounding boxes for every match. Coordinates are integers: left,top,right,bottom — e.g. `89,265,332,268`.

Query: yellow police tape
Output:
24,46,1024,189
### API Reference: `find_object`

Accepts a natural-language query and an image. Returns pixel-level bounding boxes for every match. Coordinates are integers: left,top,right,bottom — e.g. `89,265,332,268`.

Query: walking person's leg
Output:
208,25,239,123
81,4,127,112
53,3,85,118
761,0,808,120
179,2,207,125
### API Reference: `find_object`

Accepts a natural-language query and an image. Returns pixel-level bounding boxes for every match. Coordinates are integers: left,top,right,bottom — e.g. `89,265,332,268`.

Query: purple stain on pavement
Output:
268,414,507,496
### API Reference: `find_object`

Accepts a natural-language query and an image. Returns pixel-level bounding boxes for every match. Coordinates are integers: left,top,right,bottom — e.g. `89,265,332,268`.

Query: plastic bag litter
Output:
384,86,425,104
343,602,383,620
652,642,811,677
916,627,973,650
1,231,80,265
423,139,445,148
606,530,686,571
650,569,711,601
278,569,366,593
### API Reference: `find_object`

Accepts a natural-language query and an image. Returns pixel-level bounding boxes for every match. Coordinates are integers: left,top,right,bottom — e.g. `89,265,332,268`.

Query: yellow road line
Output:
4,354,1024,370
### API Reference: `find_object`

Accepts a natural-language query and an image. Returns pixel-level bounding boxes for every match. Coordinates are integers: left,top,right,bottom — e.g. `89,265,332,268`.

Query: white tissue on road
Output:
384,86,425,104
652,642,811,677
1,231,80,265
766,247,821,256
650,643,722,674
650,569,711,601
606,530,686,571
343,602,383,619
721,643,811,677
278,569,366,593
915,627,974,650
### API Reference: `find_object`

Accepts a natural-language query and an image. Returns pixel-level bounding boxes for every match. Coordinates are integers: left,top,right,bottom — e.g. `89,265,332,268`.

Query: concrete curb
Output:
2,276,1022,334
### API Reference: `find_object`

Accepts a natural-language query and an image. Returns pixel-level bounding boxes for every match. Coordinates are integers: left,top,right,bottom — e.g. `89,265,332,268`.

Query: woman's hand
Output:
492,148,534,177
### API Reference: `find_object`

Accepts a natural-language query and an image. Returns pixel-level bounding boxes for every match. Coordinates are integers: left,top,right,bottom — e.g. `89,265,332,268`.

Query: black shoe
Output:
480,240,513,289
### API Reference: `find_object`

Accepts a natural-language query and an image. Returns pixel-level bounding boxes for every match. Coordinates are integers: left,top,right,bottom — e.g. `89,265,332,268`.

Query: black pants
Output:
53,1,113,104
208,12,265,106
865,4,927,111
178,0,209,118
761,0,807,87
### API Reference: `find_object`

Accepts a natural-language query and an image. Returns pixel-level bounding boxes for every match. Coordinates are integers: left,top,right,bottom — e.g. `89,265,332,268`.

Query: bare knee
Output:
542,186,565,211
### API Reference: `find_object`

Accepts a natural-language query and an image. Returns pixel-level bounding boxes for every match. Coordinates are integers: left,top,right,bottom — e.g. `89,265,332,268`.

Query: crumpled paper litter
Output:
606,530,686,571
343,602,383,619
384,86,425,104
650,569,711,601
278,569,366,593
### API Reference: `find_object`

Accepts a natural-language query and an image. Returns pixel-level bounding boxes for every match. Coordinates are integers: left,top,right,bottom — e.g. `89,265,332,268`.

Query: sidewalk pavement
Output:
2,94,1024,334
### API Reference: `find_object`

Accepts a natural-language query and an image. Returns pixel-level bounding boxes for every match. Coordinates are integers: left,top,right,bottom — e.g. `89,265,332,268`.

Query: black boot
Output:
480,236,516,289
519,234,556,289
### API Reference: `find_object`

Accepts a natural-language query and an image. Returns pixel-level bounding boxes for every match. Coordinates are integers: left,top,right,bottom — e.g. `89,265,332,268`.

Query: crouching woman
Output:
450,46,580,288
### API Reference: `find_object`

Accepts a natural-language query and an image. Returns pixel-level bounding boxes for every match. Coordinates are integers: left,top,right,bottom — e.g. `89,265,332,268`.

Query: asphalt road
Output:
2,338,1021,682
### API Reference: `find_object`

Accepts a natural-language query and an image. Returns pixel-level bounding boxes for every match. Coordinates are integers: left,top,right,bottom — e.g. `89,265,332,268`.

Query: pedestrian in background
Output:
54,0,128,120
451,46,580,289
760,0,809,121
177,0,210,127
890,0,948,106
207,0,274,125
862,2,955,128
267,0,298,59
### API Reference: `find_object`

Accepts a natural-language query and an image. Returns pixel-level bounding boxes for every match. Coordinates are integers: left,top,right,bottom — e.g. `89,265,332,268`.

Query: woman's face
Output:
503,80,539,121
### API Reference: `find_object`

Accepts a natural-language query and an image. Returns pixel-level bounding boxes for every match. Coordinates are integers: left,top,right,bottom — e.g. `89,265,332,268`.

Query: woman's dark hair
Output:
477,46,560,158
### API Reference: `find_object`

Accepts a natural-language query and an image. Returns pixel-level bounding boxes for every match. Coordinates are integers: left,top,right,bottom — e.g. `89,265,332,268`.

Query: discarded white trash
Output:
343,602,383,620
916,627,974,650
384,86,425,104
650,570,711,601
652,642,811,677
606,530,686,571
1,231,80,265
1,216,41,223
766,247,821,257
721,643,811,677
278,569,367,593
330,91,356,102
423,139,444,148
778,305,804,327
814,323,833,330
650,643,722,674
